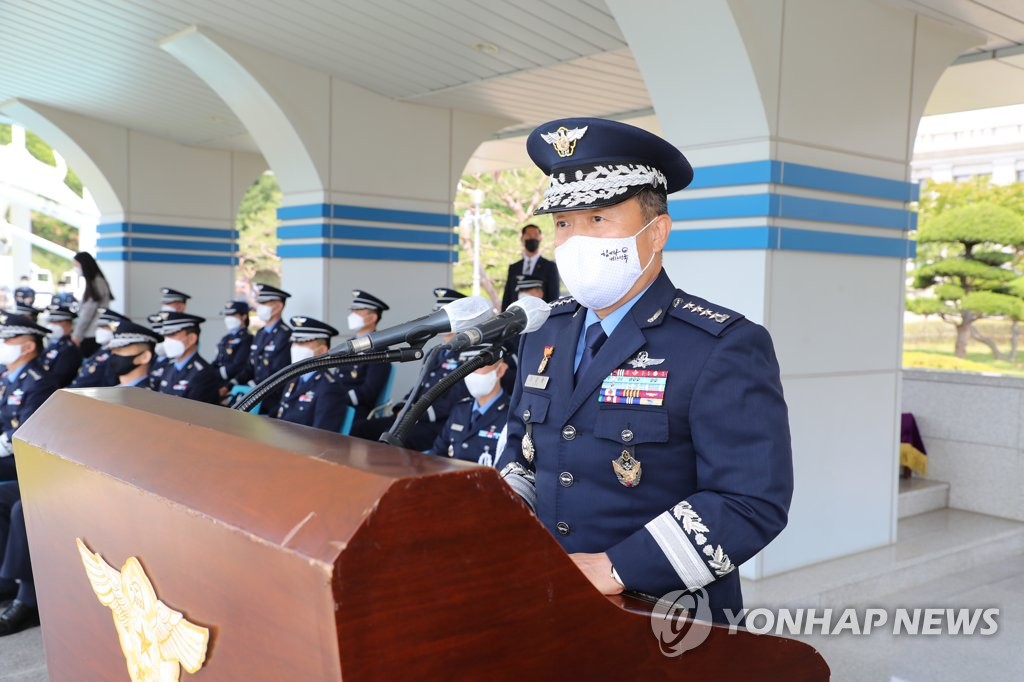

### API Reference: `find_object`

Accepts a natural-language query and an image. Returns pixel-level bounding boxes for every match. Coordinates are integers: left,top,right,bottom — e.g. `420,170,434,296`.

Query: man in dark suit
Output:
500,224,560,310
498,117,793,624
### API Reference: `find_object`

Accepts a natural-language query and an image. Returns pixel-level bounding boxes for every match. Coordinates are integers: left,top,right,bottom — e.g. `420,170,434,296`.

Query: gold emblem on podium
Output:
76,538,210,682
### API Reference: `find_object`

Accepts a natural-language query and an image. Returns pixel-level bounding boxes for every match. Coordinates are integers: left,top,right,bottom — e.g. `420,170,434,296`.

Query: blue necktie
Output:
575,323,607,384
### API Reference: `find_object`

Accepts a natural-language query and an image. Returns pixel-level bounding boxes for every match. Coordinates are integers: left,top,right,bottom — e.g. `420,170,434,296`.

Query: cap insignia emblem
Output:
540,125,588,158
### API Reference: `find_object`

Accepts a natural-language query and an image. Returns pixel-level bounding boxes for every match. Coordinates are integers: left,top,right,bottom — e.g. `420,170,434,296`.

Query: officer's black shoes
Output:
0,600,39,636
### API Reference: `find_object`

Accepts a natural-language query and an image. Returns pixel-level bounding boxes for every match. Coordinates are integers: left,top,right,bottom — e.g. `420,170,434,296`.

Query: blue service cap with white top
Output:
254,283,290,303
108,320,162,349
45,304,77,322
526,117,693,215
158,311,205,335
289,316,339,343
220,300,250,317
99,308,131,327
160,287,191,304
0,313,49,339
350,290,389,312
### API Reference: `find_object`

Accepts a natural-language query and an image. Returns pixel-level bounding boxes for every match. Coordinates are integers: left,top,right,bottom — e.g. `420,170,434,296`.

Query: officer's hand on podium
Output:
569,552,623,595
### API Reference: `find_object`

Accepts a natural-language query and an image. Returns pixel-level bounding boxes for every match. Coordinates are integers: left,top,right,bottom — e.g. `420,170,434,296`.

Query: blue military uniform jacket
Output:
339,361,390,423
70,348,117,388
275,368,347,432
148,356,170,391
41,335,83,388
430,395,509,467
213,328,254,387
157,353,220,404
0,358,58,441
404,348,469,425
499,270,792,619
250,321,292,413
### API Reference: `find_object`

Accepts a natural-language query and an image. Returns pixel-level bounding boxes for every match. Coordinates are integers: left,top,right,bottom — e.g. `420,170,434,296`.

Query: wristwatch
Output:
610,566,624,588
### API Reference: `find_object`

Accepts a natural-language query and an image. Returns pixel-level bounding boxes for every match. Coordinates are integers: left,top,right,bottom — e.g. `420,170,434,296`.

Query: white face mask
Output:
224,316,243,332
555,216,658,311
47,324,66,340
160,305,176,312
290,344,316,364
154,341,166,358
95,328,114,347
347,311,365,332
0,341,26,366
256,304,273,322
162,337,186,360
464,368,499,399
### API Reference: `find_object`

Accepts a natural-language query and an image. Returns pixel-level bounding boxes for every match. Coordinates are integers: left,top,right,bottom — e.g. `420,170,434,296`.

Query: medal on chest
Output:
612,448,642,488
522,429,535,463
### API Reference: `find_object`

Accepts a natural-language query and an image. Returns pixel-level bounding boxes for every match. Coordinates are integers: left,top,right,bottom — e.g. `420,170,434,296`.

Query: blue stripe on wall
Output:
96,251,236,265
276,204,330,221
277,223,331,239
278,203,455,228
97,236,233,252
278,243,331,258
332,224,453,246
664,225,914,258
330,244,453,263
687,160,917,202
97,222,236,240
669,193,914,230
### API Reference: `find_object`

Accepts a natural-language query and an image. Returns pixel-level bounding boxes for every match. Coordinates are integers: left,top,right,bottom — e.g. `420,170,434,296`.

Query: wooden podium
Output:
15,389,829,680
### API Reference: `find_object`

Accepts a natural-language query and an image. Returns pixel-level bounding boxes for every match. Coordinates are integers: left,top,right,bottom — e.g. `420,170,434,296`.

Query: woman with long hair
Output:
71,252,113,357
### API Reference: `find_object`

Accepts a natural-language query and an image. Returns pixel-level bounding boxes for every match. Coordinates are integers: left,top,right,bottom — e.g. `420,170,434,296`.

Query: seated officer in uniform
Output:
249,284,292,416
0,480,35,636
275,316,347,432
155,312,220,404
41,305,83,388
160,287,190,313
214,300,254,401
499,118,793,623
70,308,129,389
349,287,471,450
0,314,58,482
146,313,170,390
342,290,392,425
108,320,161,388
429,352,509,467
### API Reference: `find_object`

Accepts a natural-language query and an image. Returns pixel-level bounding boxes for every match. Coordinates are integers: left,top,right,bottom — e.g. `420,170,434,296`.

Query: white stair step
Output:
898,477,949,519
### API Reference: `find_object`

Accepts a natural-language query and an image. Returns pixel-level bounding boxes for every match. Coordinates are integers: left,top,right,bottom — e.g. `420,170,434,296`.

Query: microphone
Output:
445,296,551,351
332,295,493,355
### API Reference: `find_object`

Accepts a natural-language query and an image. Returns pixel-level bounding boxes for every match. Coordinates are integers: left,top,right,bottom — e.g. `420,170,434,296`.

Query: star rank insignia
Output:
537,346,554,374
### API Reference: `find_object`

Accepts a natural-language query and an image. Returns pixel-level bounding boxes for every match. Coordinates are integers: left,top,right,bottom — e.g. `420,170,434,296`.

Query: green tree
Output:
454,167,551,308
908,202,1024,358
235,172,282,295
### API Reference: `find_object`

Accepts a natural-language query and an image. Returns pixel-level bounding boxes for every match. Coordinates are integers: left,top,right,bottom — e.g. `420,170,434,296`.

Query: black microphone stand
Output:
234,346,426,413
380,343,504,448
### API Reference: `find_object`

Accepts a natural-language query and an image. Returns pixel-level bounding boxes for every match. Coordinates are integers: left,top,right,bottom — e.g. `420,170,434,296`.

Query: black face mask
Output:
109,351,147,378
523,238,540,253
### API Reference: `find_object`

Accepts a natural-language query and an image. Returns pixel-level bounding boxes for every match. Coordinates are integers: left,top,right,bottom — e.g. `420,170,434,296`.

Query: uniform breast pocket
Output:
518,391,550,426
595,406,669,488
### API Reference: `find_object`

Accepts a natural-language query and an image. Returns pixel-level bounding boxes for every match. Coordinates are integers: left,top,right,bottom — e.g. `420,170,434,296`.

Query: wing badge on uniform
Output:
627,350,665,369
612,449,642,488
76,538,210,682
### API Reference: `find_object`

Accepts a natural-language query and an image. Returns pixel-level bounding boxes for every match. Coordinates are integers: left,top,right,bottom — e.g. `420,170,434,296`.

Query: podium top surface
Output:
16,388,498,565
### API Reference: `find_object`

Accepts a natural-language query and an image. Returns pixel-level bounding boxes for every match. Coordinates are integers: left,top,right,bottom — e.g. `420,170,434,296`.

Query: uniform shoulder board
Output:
548,297,578,316
27,369,42,381
457,396,473,404
669,292,745,337
194,360,205,370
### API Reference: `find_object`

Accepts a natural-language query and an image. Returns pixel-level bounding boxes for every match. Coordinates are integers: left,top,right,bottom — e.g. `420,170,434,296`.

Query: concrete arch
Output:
0,98,125,218
160,26,328,197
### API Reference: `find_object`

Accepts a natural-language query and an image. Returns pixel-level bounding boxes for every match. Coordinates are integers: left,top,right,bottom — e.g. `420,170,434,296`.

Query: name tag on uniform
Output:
450,424,464,432
525,374,549,390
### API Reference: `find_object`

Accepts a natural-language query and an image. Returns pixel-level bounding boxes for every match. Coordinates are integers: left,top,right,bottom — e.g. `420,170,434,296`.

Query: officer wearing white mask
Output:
213,300,254,400
154,312,219,404
499,117,793,624
274,316,346,432
40,305,82,388
248,284,292,416
429,352,509,466
340,289,391,425
70,308,129,389
0,313,58,482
